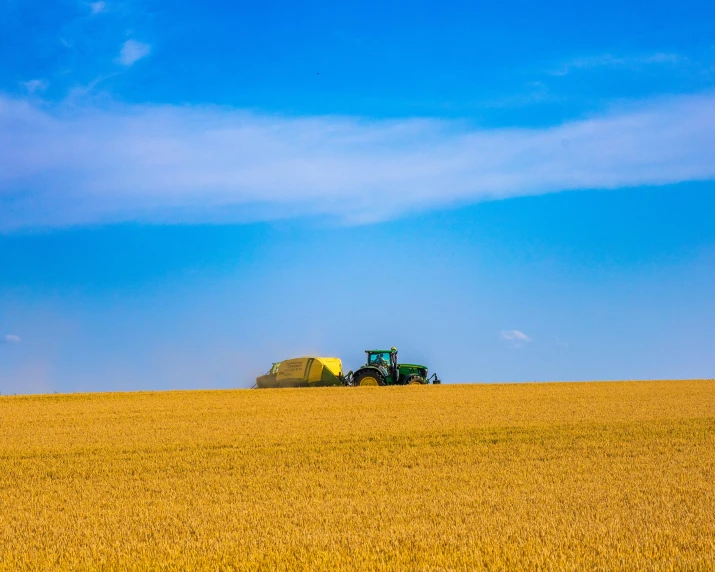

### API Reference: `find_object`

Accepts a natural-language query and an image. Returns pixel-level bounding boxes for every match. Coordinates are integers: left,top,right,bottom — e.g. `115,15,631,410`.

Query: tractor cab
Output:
366,349,397,369
355,348,398,385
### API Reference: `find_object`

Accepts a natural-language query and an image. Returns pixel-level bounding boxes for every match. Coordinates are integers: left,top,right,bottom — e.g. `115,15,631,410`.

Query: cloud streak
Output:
2,334,21,344
21,80,48,94
1,92,715,230
500,330,531,343
548,52,684,76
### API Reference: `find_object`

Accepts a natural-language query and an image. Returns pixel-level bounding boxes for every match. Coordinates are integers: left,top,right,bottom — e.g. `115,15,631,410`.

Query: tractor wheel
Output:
353,370,385,387
405,374,426,385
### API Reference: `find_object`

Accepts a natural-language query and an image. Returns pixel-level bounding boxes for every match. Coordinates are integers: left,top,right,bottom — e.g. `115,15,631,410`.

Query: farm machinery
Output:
350,348,441,386
255,347,441,388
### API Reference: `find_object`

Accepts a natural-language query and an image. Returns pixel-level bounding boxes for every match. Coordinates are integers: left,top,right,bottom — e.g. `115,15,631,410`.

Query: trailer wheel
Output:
353,370,385,386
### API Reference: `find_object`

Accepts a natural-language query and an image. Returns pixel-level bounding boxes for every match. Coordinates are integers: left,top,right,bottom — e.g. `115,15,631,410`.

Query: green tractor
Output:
348,347,441,386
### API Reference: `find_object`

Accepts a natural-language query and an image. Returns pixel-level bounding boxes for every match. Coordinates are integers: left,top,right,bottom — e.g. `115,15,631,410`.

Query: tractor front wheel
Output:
353,370,385,387
405,375,426,385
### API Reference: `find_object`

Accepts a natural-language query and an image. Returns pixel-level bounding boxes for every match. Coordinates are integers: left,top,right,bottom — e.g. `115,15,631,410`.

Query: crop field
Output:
1,380,714,570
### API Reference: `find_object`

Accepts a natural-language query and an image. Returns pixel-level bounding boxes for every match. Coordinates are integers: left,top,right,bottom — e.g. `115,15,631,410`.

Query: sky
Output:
1,0,714,393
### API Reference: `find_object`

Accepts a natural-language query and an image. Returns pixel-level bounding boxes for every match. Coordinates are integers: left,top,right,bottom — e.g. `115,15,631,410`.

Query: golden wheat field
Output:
1,380,714,571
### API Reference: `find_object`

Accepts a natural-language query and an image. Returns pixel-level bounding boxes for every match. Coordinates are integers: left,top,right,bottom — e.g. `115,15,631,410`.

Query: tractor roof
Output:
365,349,396,353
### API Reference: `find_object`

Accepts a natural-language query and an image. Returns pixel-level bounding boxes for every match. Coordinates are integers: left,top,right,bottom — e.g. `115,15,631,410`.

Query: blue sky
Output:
1,0,714,393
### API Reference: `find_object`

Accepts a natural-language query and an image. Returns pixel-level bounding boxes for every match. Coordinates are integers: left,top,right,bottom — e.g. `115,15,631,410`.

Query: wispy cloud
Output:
500,330,531,343
548,52,683,76
21,79,48,94
89,1,106,15
2,334,21,344
1,91,715,230
117,40,151,66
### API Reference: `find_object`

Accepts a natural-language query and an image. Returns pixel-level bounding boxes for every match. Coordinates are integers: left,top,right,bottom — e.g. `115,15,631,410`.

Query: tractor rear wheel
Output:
353,370,385,387
405,374,426,385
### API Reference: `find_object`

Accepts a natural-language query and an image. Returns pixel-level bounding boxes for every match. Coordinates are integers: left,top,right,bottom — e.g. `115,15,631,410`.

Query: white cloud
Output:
2,334,21,344
1,91,715,230
499,330,531,343
643,53,682,65
117,40,151,66
549,52,683,76
21,79,48,94
89,1,106,14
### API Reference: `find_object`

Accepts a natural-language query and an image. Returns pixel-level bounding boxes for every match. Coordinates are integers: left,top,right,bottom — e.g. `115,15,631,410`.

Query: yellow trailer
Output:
255,357,344,388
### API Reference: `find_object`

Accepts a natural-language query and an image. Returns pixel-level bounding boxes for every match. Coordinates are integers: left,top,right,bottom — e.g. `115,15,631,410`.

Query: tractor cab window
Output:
369,353,391,366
